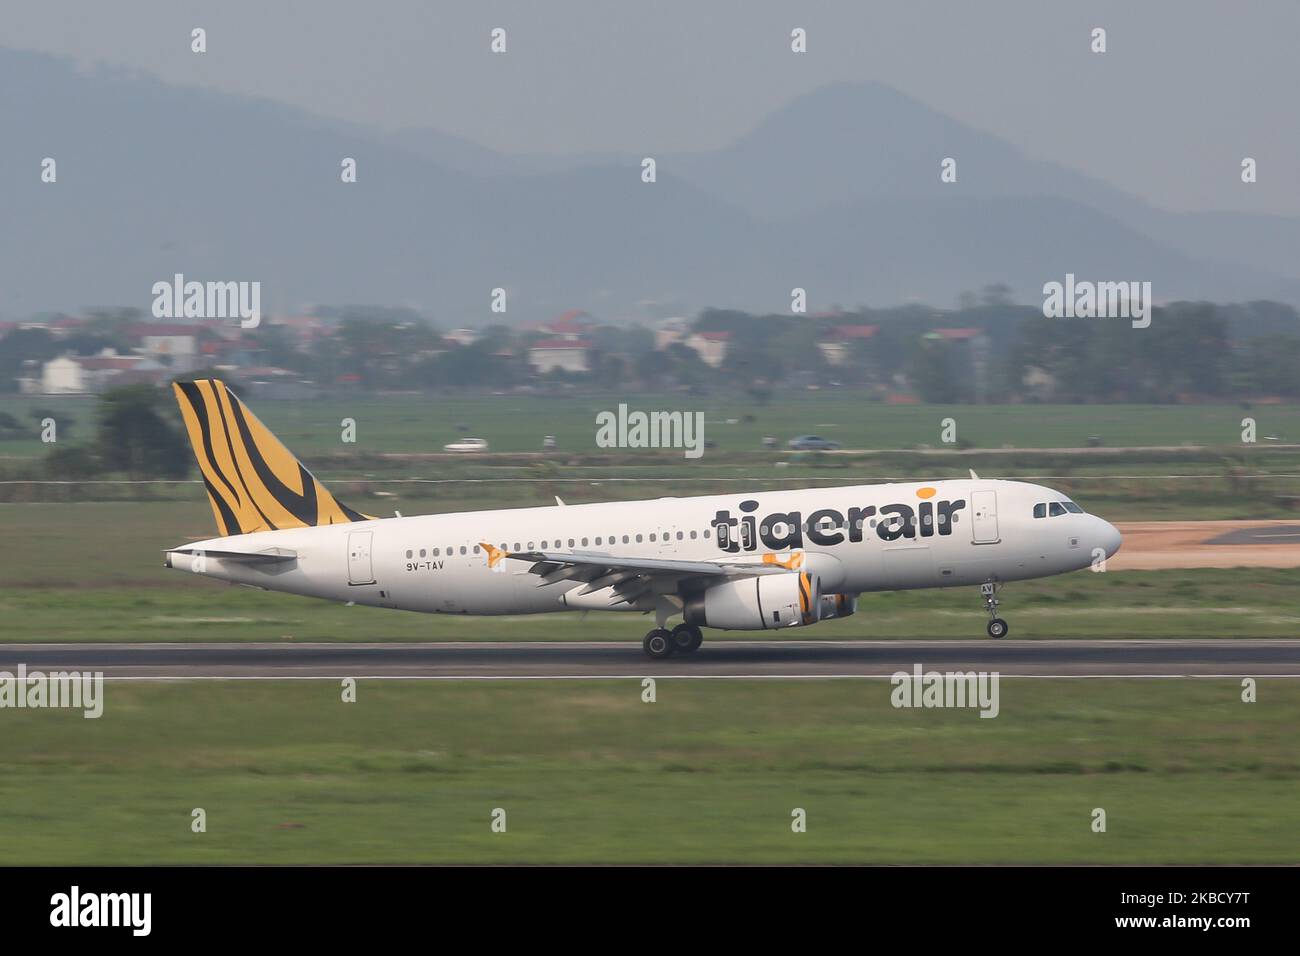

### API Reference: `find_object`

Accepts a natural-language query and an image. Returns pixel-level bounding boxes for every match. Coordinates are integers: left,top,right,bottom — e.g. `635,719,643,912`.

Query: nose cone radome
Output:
1098,518,1122,559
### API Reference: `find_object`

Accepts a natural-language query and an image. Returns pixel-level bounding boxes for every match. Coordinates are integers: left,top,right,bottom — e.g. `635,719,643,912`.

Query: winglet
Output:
969,469,980,480
555,496,566,506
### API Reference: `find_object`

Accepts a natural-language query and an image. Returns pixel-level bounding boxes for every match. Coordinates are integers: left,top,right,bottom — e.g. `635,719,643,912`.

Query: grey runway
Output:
1,640,1298,679
1207,525,1300,545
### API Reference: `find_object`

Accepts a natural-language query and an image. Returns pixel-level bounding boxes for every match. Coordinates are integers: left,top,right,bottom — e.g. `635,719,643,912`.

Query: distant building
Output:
445,328,481,347
817,324,879,366
927,327,984,342
654,317,690,351
39,350,165,394
240,367,319,400
528,338,592,374
126,323,201,372
685,330,731,368
539,310,594,341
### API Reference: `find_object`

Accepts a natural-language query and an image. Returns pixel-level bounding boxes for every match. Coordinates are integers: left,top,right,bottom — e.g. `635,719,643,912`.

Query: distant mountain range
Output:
3,48,1299,323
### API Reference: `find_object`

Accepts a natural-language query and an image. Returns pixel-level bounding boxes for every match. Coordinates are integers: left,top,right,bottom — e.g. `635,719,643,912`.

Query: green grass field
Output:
0,680,1293,864
3,568,1299,642
5,393,1300,457
7,393,1300,520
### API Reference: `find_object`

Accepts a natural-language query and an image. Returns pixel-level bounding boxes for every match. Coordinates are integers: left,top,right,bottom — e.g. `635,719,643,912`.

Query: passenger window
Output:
1033,503,1046,519
740,523,755,550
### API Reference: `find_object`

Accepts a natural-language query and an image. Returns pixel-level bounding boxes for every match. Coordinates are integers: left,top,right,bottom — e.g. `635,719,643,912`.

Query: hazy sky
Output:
8,0,1298,214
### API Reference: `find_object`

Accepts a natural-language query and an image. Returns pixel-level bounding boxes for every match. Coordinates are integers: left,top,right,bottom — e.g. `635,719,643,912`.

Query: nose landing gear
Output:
981,582,1009,639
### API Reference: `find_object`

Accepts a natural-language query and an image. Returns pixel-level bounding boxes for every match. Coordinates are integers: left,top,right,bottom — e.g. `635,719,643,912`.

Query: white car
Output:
443,437,489,452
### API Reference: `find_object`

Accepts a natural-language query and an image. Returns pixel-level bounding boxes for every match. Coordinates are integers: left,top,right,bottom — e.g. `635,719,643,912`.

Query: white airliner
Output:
165,380,1122,657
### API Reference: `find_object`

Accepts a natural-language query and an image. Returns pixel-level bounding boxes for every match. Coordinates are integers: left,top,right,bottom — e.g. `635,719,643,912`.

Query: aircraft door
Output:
971,490,1000,544
348,531,376,584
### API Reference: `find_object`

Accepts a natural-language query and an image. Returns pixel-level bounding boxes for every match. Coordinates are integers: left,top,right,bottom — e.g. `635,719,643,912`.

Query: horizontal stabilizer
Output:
164,546,297,568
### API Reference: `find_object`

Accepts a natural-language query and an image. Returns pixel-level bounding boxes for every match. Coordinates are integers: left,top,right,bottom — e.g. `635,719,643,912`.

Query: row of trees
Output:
4,300,1300,402
697,300,1300,403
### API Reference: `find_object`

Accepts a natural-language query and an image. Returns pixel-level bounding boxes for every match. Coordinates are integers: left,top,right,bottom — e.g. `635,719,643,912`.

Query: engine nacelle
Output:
684,572,821,630
819,592,858,620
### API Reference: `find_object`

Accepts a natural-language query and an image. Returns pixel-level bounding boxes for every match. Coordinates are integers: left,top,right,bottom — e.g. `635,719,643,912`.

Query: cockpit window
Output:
1035,500,1085,517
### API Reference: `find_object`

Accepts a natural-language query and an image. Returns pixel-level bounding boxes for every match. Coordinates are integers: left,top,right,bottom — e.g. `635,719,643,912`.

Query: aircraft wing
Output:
482,543,798,604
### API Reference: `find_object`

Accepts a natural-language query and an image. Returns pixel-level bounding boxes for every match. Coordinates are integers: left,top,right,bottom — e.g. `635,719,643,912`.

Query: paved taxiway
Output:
1,640,1296,679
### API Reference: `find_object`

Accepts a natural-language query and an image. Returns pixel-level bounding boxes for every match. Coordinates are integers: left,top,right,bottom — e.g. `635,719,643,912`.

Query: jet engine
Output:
684,571,821,630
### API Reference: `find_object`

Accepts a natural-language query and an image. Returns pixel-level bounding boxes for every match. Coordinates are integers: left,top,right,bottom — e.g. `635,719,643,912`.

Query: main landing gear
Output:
981,582,1009,639
642,623,704,659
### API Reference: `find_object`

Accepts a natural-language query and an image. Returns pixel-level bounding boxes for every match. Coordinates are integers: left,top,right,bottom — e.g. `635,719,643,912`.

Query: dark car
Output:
787,435,841,451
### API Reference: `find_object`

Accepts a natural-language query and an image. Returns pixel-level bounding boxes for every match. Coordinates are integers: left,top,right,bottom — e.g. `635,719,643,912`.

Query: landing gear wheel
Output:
643,628,675,659
980,583,1008,639
670,623,703,653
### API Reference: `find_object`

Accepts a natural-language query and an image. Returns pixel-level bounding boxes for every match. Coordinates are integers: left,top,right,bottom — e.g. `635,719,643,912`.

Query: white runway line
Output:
90,673,1300,681
9,639,1300,649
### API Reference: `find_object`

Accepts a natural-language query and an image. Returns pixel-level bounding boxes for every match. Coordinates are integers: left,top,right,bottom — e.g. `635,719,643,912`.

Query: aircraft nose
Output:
1098,518,1122,559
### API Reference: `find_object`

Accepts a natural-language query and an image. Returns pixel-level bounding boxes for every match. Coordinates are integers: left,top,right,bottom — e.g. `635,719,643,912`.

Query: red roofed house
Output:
528,337,592,374
540,310,594,341
817,324,879,366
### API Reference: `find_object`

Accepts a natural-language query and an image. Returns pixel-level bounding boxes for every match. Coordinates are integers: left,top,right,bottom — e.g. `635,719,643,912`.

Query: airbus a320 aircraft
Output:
165,380,1123,658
